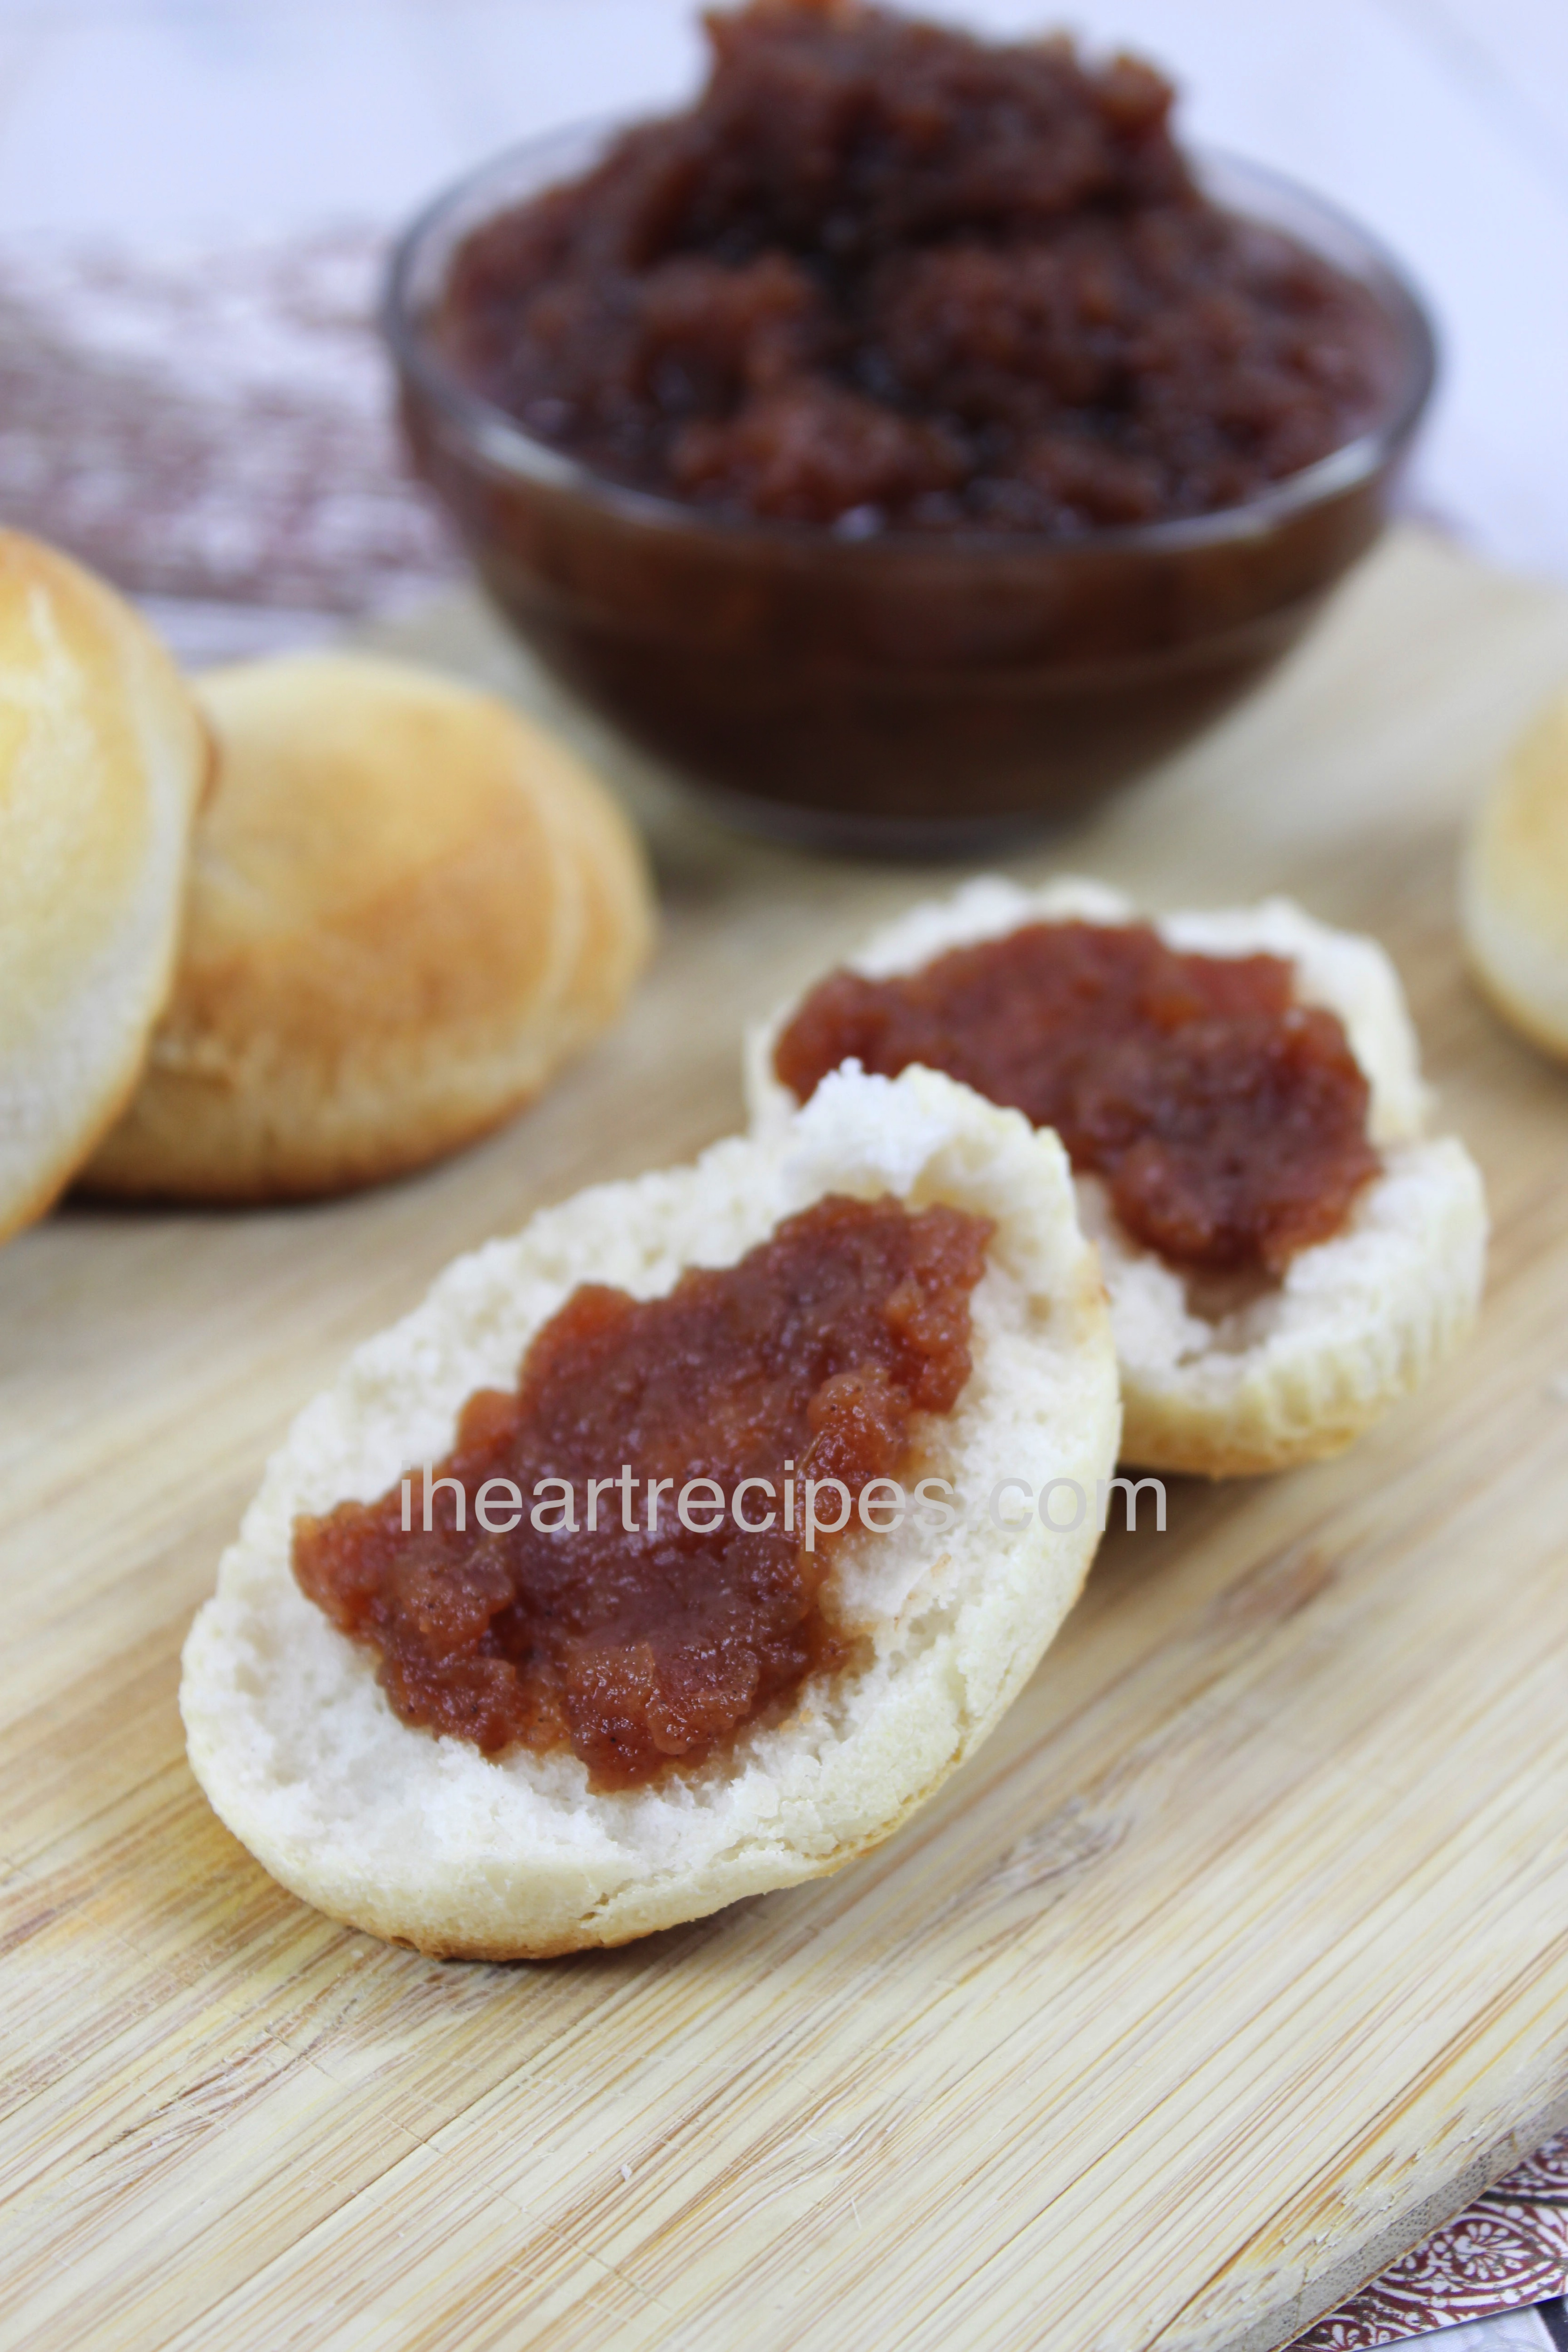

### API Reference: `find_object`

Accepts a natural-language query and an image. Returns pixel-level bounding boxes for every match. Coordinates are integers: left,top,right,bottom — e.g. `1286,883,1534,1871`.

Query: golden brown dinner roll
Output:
82,653,655,1203
1461,684,1568,1060
0,530,209,1246
751,878,1487,1478
181,1065,1120,1957
531,715,661,1037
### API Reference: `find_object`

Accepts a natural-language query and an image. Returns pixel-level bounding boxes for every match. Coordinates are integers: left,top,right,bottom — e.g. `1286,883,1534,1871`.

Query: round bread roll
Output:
181,1064,1121,1958
82,653,655,1203
749,877,1488,1479
0,531,208,1245
1461,684,1568,1060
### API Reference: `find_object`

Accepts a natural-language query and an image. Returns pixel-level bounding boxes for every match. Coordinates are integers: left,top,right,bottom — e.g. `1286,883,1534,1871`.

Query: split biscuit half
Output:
83,652,655,1203
181,1065,1121,1958
0,531,209,1244
749,876,1487,1478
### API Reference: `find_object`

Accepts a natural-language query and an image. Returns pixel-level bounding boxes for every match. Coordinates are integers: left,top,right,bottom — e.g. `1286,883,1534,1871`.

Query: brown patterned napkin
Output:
1293,2137,1568,2347
0,230,460,661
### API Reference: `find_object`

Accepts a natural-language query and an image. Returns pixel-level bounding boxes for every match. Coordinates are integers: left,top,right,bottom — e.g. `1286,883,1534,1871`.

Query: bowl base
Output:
481,577,1339,857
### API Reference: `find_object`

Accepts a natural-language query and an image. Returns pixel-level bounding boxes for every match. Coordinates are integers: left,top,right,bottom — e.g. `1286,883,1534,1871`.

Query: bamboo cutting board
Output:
4,527,1568,2352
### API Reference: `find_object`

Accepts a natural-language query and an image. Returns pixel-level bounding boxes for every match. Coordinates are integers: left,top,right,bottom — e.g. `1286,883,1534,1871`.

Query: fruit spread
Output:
294,1193,991,1786
774,922,1379,1272
434,0,1399,532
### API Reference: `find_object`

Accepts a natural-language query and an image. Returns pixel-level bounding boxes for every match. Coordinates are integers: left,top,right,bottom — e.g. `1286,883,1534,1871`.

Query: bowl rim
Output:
381,119,1439,557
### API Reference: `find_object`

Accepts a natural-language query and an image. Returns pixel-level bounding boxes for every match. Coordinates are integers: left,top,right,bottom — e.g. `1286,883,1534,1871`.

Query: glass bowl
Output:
383,127,1437,856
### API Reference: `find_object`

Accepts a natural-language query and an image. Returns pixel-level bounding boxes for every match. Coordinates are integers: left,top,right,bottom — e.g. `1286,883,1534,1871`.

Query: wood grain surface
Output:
4,527,1568,2352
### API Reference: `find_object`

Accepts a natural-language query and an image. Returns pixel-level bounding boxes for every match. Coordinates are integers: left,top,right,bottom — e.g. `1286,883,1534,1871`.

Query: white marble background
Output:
0,0,1563,581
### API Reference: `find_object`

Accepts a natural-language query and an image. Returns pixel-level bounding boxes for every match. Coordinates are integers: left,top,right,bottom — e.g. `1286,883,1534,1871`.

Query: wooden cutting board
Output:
5,526,1568,2352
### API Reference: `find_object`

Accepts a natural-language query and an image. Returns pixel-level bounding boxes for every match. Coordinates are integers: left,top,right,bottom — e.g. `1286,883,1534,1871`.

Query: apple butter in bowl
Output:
384,0,1434,851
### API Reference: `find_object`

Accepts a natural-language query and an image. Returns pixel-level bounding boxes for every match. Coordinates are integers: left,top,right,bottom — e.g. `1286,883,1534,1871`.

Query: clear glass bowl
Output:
383,127,1436,855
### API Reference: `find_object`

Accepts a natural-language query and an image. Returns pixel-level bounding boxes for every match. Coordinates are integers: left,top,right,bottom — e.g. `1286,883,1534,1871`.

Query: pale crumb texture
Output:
182,1066,1121,1958
0,529,207,1243
1462,683,1568,1060
748,875,1487,1478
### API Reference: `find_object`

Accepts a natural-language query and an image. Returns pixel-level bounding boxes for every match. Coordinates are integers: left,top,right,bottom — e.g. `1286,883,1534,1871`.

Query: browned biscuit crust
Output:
0,530,209,1244
1462,684,1568,1062
82,653,654,1202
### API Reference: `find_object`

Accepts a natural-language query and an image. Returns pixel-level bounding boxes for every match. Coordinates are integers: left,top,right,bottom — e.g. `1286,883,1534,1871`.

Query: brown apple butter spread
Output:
774,924,1378,1273
435,0,1398,532
294,1193,991,1786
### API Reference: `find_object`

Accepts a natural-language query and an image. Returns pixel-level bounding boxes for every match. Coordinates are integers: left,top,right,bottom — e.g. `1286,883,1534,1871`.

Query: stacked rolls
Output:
0,536,655,1236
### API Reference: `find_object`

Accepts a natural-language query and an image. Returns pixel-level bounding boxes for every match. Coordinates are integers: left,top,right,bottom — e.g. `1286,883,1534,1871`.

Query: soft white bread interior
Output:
0,530,208,1244
1461,683,1568,1060
750,877,1487,1478
82,653,655,1203
182,1064,1121,1959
